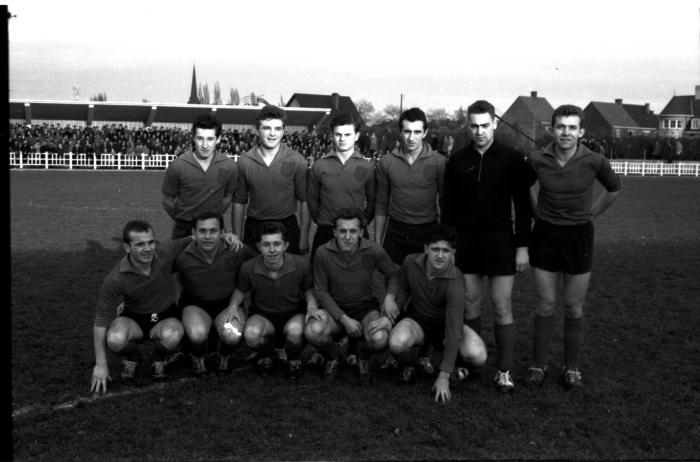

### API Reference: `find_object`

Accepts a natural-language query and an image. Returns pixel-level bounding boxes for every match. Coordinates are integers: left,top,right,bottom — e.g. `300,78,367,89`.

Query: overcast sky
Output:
7,0,700,115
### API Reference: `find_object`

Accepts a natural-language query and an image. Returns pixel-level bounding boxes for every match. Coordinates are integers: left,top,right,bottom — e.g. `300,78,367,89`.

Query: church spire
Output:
187,64,199,104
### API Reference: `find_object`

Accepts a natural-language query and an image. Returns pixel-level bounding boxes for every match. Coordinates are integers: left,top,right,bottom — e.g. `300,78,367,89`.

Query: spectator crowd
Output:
9,122,341,161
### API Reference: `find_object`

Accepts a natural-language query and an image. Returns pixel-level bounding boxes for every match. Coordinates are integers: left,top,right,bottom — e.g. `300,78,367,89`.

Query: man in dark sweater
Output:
443,100,534,393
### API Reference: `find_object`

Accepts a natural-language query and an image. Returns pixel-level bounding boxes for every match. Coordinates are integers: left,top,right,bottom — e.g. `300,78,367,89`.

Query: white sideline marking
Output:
12,377,196,420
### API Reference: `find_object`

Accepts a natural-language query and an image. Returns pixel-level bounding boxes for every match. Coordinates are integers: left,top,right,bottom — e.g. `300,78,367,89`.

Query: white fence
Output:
7,152,700,177
610,161,700,177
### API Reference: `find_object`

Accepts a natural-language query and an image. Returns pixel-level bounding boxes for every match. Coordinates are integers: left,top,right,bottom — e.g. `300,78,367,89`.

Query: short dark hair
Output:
551,105,584,127
122,220,153,244
192,113,222,137
398,107,427,131
255,105,287,129
332,208,367,230
423,225,457,248
330,112,361,132
257,221,288,243
467,100,495,119
192,210,224,231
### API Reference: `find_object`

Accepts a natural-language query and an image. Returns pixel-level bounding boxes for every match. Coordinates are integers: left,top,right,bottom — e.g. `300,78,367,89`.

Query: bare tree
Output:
356,99,376,125
89,92,107,101
427,108,449,123
229,88,240,105
198,83,210,105
380,103,401,122
213,82,222,105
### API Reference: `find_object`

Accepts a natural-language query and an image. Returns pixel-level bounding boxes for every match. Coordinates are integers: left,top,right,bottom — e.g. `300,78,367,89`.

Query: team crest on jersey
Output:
151,313,159,323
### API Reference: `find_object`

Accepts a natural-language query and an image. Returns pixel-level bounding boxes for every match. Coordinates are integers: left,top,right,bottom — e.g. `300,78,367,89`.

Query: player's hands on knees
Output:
340,315,362,337
515,247,529,273
91,364,111,394
432,373,452,403
222,233,243,251
367,316,392,336
305,306,326,323
221,306,241,325
381,297,400,324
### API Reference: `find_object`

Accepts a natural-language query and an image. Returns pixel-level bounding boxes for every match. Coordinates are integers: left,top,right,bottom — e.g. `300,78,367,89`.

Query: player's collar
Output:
252,252,296,277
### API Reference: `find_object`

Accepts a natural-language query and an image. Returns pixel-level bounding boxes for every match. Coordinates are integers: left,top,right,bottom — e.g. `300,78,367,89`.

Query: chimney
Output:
530,91,538,98
331,92,340,110
614,98,623,105
644,103,650,114
695,85,700,100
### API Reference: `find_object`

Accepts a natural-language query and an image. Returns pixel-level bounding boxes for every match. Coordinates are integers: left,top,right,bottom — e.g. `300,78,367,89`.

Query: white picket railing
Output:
8,152,700,177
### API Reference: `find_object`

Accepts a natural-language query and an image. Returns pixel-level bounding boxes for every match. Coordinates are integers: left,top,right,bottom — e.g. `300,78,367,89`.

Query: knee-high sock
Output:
284,338,304,361
121,341,141,361
494,322,515,372
218,339,238,357
356,339,372,360
533,314,555,367
317,341,340,361
189,339,207,357
152,339,177,362
394,345,419,366
564,317,584,370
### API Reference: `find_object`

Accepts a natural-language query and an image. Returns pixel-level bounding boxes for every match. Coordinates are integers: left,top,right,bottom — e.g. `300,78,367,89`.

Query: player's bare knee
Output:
106,328,129,352
304,319,326,343
388,330,412,354
284,322,304,343
185,323,209,345
367,329,389,351
564,303,584,319
244,327,266,349
158,328,183,351
536,298,557,316
460,344,487,367
219,328,243,346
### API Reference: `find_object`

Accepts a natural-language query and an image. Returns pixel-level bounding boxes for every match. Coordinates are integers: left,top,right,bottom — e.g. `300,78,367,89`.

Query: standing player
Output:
90,221,189,393
374,107,446,372
525,105,621,389
222,221,318,380
443,100,533,393
376,226,487,402
162,113,238,239
375,107,445,264
173,211,256,377
232,105,310,254
307,112,375,257
305,209,400,384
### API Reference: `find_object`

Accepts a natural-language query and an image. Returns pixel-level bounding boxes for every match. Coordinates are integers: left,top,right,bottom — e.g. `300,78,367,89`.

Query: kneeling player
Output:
91,220,189,393
222,221,317,380
174,211,255,376
305,208,400,384
380,227,487,402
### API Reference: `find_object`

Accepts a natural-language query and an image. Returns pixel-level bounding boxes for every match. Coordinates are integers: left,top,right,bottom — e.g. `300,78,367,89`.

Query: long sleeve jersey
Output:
443,140,533,247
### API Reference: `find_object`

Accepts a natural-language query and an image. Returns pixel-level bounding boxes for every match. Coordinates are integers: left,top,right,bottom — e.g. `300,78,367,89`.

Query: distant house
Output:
285,92,359,129
582,100,641,139
497,91,554,151
658,85,700,138
622,101,658,136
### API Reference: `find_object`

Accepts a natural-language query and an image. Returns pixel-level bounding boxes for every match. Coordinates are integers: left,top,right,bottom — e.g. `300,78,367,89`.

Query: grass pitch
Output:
10,171,700,461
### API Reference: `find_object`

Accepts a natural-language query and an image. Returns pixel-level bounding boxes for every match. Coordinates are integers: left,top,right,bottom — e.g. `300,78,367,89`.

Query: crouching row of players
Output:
90,208,486,403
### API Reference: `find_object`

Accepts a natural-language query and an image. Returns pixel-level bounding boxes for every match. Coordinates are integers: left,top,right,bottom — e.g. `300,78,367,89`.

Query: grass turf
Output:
10,171,700,460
